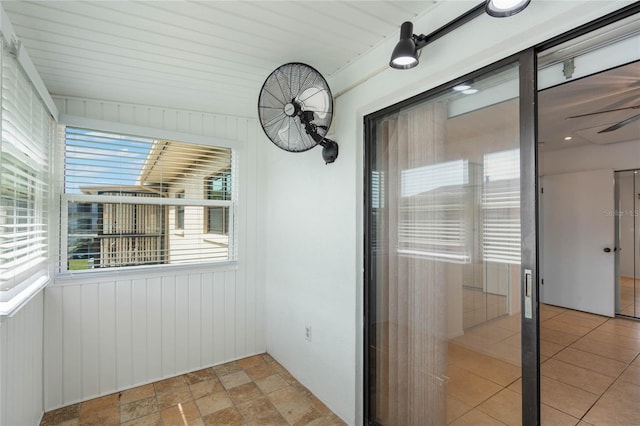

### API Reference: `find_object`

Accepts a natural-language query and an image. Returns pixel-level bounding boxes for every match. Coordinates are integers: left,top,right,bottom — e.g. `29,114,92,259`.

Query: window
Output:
175,191,185,230
0,40,54,308
62,127,234,271
206,170,231,234
398,159,479,263
482,149,521,264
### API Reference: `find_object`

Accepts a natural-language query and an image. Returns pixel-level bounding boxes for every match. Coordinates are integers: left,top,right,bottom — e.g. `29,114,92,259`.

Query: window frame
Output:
58,126,237,275
204,169,232,236
0,38,55,312
175,190,185,231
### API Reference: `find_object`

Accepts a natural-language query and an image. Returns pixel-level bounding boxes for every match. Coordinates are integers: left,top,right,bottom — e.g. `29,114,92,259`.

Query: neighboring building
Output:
71,139,232,269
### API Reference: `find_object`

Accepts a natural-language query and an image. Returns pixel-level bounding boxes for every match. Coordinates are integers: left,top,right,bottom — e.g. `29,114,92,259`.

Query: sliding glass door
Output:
364,52,539,425
616,170,640,319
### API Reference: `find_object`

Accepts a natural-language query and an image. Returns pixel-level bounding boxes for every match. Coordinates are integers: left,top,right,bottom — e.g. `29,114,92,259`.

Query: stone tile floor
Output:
40,353,346,426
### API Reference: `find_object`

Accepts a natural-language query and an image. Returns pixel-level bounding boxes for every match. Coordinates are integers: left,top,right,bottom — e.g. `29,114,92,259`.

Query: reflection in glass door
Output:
364,58,533,425
615,170,640,319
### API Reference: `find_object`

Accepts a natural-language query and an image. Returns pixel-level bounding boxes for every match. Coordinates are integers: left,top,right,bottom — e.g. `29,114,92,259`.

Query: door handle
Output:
603,247,611,253
524,269,532,320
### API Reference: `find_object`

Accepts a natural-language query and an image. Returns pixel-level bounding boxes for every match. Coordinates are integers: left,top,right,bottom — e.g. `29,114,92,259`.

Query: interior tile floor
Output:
619,276,639,318
448,304,640,425
40,353,346,426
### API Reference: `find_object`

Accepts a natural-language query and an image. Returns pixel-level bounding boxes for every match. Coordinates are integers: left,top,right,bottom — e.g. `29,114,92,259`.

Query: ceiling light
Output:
564,136,572,141
462,88,479,95
485,0,532,17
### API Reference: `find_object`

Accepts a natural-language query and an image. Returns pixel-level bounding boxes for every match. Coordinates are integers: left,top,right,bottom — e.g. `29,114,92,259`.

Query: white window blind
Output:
0,40,54,304
398,160,478,263
62,128,234,272
482,149,521,264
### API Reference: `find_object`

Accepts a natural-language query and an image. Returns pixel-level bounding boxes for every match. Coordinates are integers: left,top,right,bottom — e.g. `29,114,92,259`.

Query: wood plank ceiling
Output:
3,1,440,117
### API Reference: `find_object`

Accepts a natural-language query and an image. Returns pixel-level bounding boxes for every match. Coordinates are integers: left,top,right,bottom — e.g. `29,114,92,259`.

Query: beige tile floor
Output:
448,304,640,425
39,353,346,426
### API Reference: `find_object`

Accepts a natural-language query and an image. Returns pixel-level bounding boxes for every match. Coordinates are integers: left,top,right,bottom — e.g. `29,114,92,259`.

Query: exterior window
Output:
175,191,185,230
62,127,234,271
206,171,231,234
0,41,54,308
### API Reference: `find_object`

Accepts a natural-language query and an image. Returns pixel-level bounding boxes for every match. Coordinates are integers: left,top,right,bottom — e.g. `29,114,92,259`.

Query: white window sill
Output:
54,260,238,285
0,276,48,317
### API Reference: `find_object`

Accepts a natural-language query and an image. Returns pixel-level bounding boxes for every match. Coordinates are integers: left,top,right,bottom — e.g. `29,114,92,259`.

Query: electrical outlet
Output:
305,325,312,342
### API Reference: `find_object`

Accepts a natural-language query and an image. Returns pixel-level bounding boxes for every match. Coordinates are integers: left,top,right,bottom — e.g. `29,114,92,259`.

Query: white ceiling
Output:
4,1,638,149
538,61,640,151
2,0,439,117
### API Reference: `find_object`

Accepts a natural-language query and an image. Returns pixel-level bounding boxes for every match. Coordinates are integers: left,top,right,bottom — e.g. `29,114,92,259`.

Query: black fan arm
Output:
298,109,339,164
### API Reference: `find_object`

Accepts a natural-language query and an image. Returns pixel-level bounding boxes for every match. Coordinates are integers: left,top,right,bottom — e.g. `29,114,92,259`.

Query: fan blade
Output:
598,113,640,133
566,104,640,119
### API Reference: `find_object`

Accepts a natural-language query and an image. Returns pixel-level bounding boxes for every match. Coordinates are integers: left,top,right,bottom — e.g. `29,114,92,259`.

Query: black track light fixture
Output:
485,0,531,17
390,1,531,69
389,22,428,70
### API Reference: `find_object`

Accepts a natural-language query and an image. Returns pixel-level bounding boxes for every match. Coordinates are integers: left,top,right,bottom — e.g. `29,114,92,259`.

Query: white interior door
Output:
541,169,615,317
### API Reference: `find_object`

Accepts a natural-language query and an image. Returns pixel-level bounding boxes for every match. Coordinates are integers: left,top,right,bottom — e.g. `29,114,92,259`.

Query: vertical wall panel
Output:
118,104,135,124
224,271,237,361
98,282,117,395
213,272,226,363
201,272,215,366
134,106,150,126
189,113,204,136
115,281,133,389
146,277,163,380
176,111,190,134
131,279,148,384
44,286,64,410
102,102,119,123
81,285,100,398
149,108,164,130
0,291,44,426
62,285,82,403
174,274,190,374
86,101,102,120
188,275,203,371
214,115,227,139
203,114,215,138
46,97,266,410
161,276,177,377
163,109,178,132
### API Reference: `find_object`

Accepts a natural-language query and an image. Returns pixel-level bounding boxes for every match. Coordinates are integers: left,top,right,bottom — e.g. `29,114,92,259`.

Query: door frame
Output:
362,3,640,425
363,49,540,425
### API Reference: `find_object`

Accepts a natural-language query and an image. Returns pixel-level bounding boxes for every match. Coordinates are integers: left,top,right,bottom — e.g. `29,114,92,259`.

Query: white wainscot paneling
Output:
0,290,45,425
45,268,262,410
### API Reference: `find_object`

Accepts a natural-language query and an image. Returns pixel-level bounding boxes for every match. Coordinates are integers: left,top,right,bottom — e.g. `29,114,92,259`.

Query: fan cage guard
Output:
258,62,334,153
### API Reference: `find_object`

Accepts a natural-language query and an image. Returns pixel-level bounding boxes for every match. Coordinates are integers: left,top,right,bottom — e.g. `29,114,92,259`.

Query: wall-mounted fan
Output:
258,63,338,164
567,104,640,133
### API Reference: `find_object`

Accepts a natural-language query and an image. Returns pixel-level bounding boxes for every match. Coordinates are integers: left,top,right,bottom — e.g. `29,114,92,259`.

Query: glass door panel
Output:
616,170,639,319
365,62,526,425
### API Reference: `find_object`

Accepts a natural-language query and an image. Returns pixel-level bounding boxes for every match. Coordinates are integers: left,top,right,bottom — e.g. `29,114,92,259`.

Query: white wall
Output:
263,2,634,425
46,97,267,410
540,140,640,280
0,290,45,426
